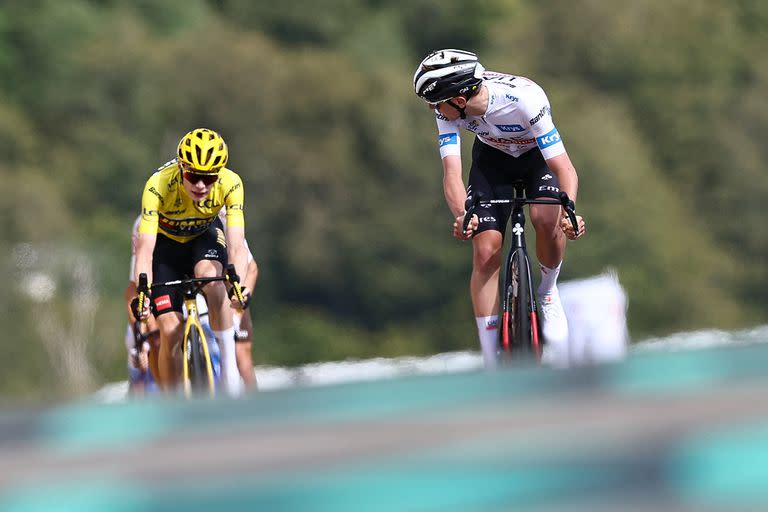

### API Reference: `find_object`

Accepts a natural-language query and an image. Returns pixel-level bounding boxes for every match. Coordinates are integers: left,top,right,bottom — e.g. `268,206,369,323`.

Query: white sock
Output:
475,315,499,369
214,328,241,397
538,262,562,297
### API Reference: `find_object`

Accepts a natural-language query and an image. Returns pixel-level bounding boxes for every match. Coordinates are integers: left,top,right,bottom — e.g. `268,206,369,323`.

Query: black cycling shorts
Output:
467,139,561,235
150,217,228,316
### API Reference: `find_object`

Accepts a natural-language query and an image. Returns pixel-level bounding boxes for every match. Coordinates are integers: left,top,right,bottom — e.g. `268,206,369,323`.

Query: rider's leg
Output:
471,230,503,368
195,259,240,396
529,203,566,294
156,311,184,390
530,203,568,345
235,311,257,390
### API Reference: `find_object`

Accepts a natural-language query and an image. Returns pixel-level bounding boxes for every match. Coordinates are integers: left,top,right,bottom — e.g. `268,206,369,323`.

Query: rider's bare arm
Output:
443,155,479,239
225,225,248,286
134,232,157,285
545,151,585,239
243,257,258,292
442,155,466,218
544,151,579,203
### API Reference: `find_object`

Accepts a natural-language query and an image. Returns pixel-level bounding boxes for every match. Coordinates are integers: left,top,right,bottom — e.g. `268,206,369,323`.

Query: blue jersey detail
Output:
536,127,562,149
438,133,459,147
495,124,525,132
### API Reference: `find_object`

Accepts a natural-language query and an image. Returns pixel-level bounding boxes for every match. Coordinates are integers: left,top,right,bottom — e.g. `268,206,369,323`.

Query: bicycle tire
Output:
186,326,211,395
507,248,533,357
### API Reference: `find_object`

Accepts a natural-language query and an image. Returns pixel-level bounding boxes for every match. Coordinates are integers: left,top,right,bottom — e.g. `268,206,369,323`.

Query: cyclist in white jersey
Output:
413,49,586,368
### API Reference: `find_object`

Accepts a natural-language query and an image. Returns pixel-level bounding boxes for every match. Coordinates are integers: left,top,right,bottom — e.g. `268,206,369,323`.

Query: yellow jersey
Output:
138,159,245,243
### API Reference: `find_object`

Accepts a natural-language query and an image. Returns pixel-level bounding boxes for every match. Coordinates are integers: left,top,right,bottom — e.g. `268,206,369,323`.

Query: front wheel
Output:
186,326,215,397
502,248,540,361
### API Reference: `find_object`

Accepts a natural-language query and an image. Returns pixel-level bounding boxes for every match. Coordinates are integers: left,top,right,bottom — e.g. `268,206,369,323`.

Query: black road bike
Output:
463,183,578,363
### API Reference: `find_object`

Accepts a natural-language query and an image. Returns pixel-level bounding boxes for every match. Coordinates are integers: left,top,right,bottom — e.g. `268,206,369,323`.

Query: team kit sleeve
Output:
137,173,161,235
435,114,462,159
223,172,245,229
521,86,566,160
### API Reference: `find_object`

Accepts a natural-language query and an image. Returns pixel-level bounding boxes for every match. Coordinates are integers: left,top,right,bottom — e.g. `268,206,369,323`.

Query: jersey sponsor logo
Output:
197,198,221,209
435,112,449,121
536,127,562,149
467,120,480,132
538,185,560,193
148,186,164,203
154,294,172,312
142,208,158,217
529,105,551,126
158,215,214,237
482,135,535,145
438,133,459,147
495,124,525,132
224,182,241,201
505,94,519,102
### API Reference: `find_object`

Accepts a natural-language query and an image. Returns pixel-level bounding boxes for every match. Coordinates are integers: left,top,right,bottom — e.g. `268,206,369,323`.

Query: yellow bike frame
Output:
181,295,216,398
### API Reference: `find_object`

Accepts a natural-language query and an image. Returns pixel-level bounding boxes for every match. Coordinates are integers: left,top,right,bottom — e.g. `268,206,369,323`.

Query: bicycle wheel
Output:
505,248,535,358
186,326,214,396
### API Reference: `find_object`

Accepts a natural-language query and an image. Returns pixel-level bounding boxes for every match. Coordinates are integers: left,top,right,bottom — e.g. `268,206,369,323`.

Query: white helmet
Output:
413,49,485,103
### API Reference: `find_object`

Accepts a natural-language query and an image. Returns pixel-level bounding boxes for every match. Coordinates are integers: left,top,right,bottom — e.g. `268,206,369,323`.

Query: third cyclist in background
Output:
413,49,586,368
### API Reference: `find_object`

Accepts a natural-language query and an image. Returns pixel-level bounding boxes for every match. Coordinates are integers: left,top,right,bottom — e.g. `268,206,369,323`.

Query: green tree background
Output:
0,0,765,402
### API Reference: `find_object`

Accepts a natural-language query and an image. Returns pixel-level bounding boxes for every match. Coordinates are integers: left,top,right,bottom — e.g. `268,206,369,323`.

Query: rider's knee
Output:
203,280,227,301
530,206,560,235
473,237,502,273
157,314,182,344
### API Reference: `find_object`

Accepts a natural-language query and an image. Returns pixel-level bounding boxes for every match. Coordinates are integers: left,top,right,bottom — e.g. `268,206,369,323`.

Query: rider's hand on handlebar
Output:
228,286,251,310
130,296,151,321
454,212,478,240
561,213,586,240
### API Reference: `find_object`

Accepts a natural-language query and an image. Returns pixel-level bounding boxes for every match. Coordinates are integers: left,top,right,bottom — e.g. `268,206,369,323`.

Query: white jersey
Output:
435,72,565,161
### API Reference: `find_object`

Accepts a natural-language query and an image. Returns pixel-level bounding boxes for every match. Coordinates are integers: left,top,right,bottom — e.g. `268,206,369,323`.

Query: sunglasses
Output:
183,170,219,186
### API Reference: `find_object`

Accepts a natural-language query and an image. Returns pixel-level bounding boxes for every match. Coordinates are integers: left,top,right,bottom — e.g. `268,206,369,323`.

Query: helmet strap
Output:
446,99,467,120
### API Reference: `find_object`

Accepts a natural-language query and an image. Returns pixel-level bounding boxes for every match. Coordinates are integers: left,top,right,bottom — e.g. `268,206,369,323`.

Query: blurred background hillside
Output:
0,0,765,403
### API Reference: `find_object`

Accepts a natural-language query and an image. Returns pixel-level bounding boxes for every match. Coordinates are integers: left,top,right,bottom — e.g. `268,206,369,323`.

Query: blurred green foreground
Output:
2,341,768,511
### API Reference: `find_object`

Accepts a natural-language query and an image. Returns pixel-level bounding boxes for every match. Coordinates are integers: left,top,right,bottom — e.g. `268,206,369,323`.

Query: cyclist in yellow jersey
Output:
133,128,250,396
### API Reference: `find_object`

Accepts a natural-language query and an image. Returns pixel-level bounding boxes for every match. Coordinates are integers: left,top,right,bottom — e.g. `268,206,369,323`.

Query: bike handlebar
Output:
137,264,246,307
461,191,578,234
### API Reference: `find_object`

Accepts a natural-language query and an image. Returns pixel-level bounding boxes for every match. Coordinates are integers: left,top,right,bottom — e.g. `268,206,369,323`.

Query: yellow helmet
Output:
177,128,228,172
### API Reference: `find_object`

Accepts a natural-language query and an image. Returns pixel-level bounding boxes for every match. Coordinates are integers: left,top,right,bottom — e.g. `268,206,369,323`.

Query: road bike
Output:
136,264,245,398
462,183,578,364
